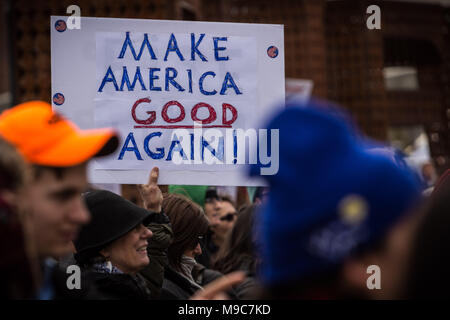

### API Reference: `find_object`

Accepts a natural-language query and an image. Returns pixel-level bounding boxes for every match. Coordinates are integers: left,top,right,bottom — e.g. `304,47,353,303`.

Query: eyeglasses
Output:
220,212,237,222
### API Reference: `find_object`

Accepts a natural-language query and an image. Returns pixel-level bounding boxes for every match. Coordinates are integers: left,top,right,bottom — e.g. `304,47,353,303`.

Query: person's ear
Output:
0,190,18,207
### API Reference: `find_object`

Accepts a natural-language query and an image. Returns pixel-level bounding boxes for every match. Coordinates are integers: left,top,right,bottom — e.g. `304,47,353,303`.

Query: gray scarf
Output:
179,255,203,291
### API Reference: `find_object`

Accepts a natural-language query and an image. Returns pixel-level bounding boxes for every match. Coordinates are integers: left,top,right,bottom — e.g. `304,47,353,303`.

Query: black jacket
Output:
160,264,239,300
193,264,239,300
231,256,259,299
160,266,199,299
53,264,152,299
51,262,105,300
192,263,223,286
86,271,152,300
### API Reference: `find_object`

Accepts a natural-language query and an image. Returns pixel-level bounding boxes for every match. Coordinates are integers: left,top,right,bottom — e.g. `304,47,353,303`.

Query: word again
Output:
118,127,279,175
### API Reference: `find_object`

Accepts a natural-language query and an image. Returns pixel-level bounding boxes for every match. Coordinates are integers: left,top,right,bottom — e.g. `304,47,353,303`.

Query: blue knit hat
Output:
250,99,421,287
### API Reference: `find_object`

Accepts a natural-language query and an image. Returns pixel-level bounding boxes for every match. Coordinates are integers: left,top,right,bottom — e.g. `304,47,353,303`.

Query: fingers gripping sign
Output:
138,167,163,213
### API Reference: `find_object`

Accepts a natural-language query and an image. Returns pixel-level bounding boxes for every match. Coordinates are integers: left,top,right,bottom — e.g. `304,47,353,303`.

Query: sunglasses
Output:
220,212,237,222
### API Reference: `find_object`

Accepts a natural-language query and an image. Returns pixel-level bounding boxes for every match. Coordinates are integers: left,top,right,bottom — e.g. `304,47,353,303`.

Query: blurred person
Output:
431,168,450,194
212,204,261,299
160,193,236,299
249,99,421,299
197,188,220,268
198,192,237,268
196,188,218,267
74,190,154,299
0,101,118,299
420,162,438,195
210,196,237,251
401,169,450,299
0,137,29,207
0,137,38,298
203,187,220,222
160,193,209,299
137,167,174,299
252,187,270,205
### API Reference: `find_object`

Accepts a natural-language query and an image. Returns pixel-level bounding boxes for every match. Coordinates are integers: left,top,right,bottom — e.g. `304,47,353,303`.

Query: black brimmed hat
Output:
74,190,151,264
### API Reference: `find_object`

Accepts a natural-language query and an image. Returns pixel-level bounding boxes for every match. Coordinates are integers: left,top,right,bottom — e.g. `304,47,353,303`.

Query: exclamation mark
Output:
187,69,193,93
233,129,237,164
190,133,194,160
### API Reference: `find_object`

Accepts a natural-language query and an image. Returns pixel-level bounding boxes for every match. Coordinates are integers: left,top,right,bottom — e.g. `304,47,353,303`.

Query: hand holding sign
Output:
138,167,163,213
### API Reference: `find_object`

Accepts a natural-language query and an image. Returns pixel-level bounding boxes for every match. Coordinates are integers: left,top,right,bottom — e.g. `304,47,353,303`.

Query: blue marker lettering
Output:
213,37,229,61
98,66,119,92
165,68,185,92
220,72,242,95
164,33,185,61
118,132,143,160
199,71,217,95
144,132,164,159
191,33,207,61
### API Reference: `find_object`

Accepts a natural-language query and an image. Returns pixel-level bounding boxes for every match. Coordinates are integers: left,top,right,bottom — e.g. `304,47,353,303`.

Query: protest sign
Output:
51,17,284,185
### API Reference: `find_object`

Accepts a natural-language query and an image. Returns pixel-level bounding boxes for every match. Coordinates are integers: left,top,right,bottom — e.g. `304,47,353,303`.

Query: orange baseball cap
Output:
0,101,119,167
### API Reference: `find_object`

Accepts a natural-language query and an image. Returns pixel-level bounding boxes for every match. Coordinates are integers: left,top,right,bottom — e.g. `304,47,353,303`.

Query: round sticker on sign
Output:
267,46,279,58
55,20,67,32
53,93,65,106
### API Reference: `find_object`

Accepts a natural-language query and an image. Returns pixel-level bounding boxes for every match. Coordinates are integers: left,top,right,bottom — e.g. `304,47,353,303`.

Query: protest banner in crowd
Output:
51,17,284,185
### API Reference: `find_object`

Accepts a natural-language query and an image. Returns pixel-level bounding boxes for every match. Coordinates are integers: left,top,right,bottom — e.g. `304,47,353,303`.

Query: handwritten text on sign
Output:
95,31,279,172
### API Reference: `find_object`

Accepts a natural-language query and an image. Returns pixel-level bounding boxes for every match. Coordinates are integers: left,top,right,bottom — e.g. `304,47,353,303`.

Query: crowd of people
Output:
0,99,449,299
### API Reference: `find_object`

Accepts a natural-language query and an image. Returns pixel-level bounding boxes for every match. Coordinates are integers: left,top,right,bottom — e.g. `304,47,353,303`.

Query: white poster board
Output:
51,16,284,186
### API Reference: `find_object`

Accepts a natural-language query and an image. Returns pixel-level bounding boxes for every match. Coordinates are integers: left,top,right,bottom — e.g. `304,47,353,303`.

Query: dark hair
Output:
0,138,28,191
32,162,89,181
401,174,450,299
0,138,36,298
219,195,236,209
32,165,68,180
163,193,209,272
212,204,258,274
